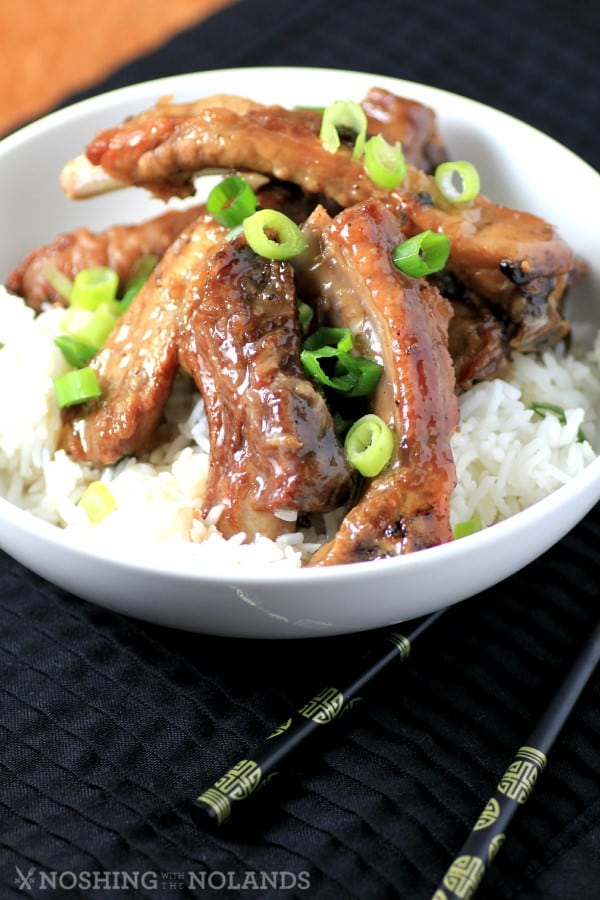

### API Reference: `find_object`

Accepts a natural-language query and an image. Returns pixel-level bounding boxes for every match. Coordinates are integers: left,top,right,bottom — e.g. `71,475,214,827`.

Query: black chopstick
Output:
190,607,445,828
432,615,600,900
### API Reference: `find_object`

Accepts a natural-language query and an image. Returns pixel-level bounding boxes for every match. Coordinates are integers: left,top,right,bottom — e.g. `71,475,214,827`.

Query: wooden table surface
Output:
0,0,233,136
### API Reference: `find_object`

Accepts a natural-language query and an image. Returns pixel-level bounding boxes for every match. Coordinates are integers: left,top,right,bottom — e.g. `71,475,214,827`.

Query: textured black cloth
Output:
2,1,599,898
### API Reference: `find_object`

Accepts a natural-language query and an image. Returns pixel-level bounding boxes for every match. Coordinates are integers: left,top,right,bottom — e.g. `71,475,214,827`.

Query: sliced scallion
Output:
320,99,368,159
301,327,382,397
243,209,307,260
363,134,407,189
207,175,257,228
118,255,158,312
44,262,73,302
297,300,314,332
53,334,97,368
344,414,394,477
53,366,101,408
70,266,119,310
392,230,450,277
452,516,483,539
434,160,480,205
531,401,587,443
61,301,119,350
78,481,116,523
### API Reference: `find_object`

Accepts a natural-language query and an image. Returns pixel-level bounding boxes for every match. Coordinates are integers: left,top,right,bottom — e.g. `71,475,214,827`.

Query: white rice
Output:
0,285,598,569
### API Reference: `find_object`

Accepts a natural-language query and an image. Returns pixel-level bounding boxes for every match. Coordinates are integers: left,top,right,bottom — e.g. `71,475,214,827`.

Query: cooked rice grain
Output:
0,287,598,568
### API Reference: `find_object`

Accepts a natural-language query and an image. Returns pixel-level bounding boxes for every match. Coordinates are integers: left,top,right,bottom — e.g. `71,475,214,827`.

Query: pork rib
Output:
360,86,447,173
61,208,227,465
60,89,444,202
295,201,459,566
59,90,576,353
178,235,351,541
6,205,204,311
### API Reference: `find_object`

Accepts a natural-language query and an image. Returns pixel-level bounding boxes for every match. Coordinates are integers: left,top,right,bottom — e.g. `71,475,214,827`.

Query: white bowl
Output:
1,66,599,638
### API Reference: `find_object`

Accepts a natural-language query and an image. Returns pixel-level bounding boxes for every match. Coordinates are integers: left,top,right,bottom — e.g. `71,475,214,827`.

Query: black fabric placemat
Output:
2,1,599,898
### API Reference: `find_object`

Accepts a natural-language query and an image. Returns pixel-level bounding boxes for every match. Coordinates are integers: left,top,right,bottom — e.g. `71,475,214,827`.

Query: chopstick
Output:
190,607,445,828
432,615,600,900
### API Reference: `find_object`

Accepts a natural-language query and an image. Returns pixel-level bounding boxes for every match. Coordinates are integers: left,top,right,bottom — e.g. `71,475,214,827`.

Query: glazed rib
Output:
6,205,204,311
59,89,576,352
62,208,227,465
60,88,445,202
178,235,351,541
295,201,459,565
360,86,447,173
398,176,574,350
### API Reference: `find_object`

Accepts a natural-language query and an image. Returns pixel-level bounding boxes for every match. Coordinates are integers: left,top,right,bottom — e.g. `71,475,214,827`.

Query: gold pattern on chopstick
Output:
196,759,262,824
496,746,547,804
473,797,500,830
488,833,505,864
432,892,448,900
340,697,362,717
266,718,292,739
298,687,344,724
386,632,411,661
196,786,231,825
442,855,485,898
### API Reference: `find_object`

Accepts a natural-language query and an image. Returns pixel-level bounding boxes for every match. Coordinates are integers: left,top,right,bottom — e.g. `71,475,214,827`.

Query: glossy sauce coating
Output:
178,235,351,540
296,200,458,564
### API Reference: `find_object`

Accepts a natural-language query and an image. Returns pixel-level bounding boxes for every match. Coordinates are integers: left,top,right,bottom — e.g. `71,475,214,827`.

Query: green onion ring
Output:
344,414,394,477
531,401,587,443
61,301,120,350
434,160,480,204
297,300,314,332
320,99,368,159
452,516,483,539
78,481,116,523
243,209,307,260
70,266,119,310
44,262,73,302
301,327,382,397
53,366,102,408
118,255,158,312
206,175,257,228
363,134,407,189
53,334,97,368
392,230,450,277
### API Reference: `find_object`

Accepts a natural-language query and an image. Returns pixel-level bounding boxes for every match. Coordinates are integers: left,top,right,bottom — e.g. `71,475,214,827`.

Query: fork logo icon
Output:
14,868,36,891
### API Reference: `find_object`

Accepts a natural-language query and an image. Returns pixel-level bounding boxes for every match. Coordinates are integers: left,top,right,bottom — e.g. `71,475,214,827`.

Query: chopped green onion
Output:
118,255,158,312
78,481,116,524
301,327,382,397
320,99,368,159
53,366,101,408
531,401,587,443
207,175,257,228
243,209,307,260
294,105,326,113
70,266,119,310
453,516,483,539
344,414,394,477
434,160,480,205
297,300,314,332
44,262,73,302
61,301,119,349
304,326,353,353
363,134,407,189
392,230,450,277
53,334,97,368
